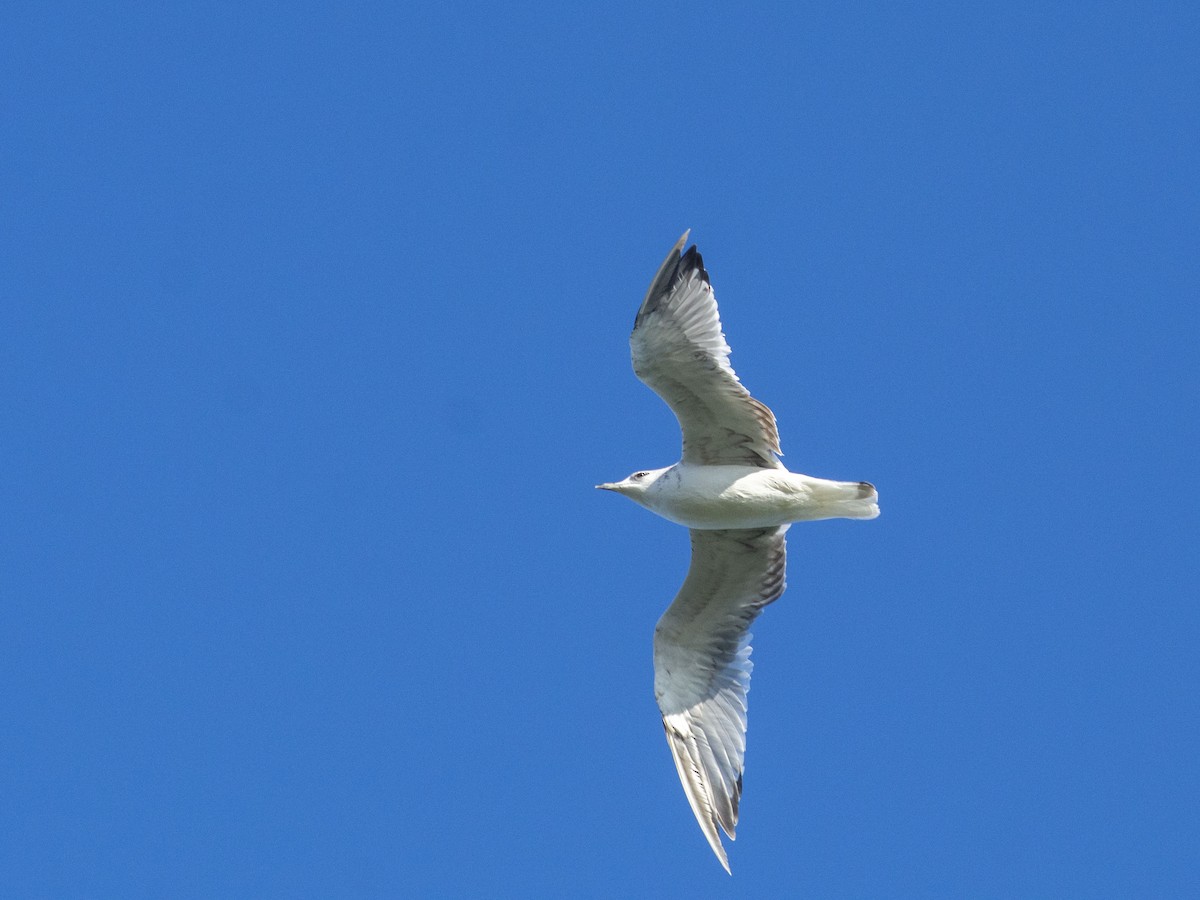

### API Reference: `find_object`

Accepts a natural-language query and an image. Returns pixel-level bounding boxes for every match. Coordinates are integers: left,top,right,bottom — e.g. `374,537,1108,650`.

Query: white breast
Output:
644,465,879,529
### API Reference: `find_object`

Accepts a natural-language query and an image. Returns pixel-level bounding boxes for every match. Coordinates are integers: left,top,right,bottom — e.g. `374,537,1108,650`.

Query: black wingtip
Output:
679,243,710,287
634,233,711,329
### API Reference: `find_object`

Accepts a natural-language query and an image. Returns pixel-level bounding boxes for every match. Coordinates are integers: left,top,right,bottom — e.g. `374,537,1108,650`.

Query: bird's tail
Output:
802,478,880,521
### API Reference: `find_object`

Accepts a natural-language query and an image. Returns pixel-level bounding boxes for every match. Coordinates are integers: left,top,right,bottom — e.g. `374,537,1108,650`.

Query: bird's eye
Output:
633,471,649,479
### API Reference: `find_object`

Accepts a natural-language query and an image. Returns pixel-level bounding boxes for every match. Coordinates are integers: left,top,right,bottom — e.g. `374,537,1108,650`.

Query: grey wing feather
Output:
631,233,783,468
653,526,788,872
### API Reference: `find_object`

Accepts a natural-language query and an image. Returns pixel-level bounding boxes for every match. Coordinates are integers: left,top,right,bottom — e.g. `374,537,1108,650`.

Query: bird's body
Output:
598,232,879,873
600,463,878,530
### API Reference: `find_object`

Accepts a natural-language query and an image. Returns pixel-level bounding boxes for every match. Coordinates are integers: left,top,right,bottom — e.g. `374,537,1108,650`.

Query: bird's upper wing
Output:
631,232,783,469
653,526,788,873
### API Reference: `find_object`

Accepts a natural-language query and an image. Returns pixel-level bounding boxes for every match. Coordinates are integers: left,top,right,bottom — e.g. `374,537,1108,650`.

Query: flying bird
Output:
597,232,879,873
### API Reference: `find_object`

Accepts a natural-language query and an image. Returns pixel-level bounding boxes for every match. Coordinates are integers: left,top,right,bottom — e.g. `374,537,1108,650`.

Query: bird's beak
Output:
595,483,618,491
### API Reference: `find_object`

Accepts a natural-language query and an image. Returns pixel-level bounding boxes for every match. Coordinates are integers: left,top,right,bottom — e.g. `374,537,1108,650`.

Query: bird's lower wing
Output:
653,526,788,872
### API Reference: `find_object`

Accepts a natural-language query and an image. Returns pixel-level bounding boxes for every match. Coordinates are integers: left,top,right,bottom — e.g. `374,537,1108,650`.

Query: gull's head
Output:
595,468,665,500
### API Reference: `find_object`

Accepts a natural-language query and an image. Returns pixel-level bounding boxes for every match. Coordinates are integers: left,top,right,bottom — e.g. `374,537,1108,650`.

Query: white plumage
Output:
597,233,879,873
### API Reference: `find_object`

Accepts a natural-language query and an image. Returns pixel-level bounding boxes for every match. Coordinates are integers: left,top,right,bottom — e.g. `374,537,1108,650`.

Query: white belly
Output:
643,464,878,529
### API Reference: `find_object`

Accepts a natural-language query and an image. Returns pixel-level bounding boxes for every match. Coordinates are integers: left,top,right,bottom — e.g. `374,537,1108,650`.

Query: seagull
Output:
597,232,879,873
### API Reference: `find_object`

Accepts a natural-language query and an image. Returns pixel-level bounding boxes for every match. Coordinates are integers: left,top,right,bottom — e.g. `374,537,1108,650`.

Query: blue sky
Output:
3,2,1197,896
